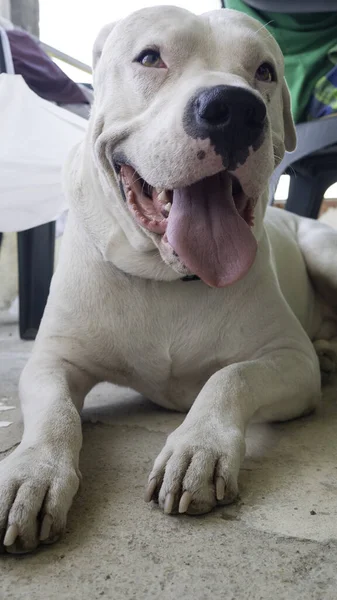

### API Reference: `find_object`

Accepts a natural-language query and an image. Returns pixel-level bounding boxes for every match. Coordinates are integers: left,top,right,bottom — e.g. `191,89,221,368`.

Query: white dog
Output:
1,6,337,554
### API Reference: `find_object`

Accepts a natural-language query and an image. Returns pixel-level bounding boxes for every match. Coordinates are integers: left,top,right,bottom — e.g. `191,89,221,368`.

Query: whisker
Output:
131,174,143,185
253,20,274,36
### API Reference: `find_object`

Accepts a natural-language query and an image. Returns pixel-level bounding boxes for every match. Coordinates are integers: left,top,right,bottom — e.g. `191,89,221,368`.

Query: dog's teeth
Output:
157,190,168,204
161,201,172,218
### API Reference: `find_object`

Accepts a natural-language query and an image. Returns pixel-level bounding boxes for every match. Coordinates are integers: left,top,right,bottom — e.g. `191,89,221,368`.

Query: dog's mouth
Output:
119,164,257,287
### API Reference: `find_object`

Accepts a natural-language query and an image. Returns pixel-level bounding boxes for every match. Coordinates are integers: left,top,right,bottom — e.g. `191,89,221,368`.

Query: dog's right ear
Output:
92,22,118,70
282,78,297,152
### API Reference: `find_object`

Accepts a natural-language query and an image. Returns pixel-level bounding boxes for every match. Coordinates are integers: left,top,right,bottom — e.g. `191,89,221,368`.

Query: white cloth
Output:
0,74,87,232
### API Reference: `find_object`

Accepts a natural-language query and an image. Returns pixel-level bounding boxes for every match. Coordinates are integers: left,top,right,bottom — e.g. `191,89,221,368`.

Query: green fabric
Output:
225,0,337,123
310,44,337,116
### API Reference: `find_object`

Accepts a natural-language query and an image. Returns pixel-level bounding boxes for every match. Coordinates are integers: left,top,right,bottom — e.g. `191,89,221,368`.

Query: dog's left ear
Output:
282,78,296,152
92,22,118,70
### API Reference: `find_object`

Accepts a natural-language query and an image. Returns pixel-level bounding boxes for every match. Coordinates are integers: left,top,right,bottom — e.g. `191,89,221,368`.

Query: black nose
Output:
184,85,267,169
196,85,266,128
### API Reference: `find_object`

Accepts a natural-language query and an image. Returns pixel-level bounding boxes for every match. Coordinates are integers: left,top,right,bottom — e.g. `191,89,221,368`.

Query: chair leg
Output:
286,172,326,219
17,222,55,340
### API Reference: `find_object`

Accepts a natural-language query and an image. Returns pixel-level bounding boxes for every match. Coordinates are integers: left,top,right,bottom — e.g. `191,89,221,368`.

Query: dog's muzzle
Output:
183,85,267,170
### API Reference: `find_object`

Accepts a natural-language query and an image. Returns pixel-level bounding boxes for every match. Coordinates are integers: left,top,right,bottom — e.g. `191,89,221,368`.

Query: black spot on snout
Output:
197,150,206,160
183,85,266,170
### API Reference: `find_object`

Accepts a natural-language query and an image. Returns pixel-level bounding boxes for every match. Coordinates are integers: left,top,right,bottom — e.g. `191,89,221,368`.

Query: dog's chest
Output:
126,325,224,410
104,281,245,410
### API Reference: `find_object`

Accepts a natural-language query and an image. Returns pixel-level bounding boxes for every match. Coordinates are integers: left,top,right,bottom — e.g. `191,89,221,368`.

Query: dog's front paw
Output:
0,445,80,554
145,423,244,515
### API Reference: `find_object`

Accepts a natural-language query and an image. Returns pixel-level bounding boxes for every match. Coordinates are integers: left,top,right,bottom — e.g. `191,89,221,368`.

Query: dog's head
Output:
85,6,295,287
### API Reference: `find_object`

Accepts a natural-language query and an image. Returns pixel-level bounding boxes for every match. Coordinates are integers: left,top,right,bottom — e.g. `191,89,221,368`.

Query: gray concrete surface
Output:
1,311,337,599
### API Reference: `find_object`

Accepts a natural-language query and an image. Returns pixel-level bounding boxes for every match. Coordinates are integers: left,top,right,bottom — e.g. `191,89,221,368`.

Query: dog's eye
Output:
255,63,276,83
135,49,166,68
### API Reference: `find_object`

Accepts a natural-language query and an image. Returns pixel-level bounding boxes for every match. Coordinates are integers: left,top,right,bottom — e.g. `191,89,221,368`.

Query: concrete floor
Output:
1,312,337,599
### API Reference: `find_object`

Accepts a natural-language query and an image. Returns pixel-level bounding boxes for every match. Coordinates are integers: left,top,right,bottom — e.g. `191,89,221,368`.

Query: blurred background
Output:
0,0,337,338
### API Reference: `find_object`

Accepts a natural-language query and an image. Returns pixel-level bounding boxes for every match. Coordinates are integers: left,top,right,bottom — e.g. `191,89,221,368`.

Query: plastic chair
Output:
240,0,337,11
223,0,337,218
270,117,337,218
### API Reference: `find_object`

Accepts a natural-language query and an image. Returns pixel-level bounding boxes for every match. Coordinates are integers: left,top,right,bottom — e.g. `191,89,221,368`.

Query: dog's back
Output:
265,206,337,344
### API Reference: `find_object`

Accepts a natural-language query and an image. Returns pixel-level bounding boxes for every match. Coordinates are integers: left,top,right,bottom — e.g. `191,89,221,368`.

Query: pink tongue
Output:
166,171,257,287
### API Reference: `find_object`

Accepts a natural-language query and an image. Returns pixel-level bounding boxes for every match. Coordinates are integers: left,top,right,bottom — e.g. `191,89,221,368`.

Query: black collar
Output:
181,275,200,282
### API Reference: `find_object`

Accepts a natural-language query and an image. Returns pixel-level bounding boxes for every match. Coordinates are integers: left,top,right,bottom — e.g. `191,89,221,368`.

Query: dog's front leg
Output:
0,354,95,554
146,347,320,515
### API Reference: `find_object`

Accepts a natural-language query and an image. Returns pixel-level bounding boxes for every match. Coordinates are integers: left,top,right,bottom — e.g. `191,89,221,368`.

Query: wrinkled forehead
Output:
98,6,283,76
205,9,283,68
102,6,206,62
